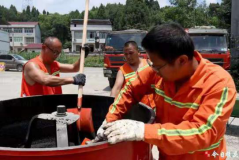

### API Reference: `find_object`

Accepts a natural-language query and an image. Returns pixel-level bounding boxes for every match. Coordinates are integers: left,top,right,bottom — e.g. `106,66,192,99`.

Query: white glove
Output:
103,119,145,144
91,119,107,143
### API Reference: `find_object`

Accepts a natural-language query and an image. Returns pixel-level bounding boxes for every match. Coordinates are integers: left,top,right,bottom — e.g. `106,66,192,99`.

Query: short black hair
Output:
124,41,139,50
142,23,194,63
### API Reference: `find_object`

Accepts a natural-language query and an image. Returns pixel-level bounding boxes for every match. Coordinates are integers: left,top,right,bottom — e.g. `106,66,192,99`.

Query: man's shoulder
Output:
204,62,235,89
52,60,60,69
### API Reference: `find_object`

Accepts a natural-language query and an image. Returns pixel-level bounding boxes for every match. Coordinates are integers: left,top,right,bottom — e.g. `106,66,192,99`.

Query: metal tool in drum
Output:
24,105,80,148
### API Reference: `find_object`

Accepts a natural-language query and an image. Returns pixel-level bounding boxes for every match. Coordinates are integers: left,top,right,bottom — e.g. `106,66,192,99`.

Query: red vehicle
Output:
103,30,148,88
187,26,230,70
103,27,231,88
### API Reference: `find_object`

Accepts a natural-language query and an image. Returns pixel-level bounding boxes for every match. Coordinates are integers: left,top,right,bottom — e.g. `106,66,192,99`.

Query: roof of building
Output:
25,43,42,49
8,22,39,26
71,19,112,25
188,28,228,34
109,29,147,34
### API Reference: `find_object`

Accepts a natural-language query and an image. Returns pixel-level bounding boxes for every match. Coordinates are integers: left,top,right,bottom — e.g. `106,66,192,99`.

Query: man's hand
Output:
103,119,145,144
91,120,107,143
73,74,86,86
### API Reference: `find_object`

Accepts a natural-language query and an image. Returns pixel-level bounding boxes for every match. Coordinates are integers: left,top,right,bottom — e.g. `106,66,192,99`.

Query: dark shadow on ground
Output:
103,86,111,91
5,70,19,72
226,124,239,137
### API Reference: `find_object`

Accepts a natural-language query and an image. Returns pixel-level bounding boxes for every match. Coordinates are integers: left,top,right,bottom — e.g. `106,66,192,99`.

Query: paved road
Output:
0,68,238,159
0,67,110,100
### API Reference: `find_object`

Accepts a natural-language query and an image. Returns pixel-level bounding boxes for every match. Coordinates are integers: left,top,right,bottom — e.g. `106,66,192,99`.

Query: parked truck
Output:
0,30,10,54
103,29,148,88
103,27,230,88
187,26,230,70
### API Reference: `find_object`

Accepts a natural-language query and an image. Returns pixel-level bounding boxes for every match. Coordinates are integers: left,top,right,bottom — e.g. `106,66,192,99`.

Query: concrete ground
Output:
0,67,238,159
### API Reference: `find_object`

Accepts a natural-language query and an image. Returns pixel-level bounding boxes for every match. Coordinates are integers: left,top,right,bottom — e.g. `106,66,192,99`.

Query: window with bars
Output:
87,31,95,39
74,31,82,39
2,28,12,33
14,28,23,33
24,28,33,33
100,32,106,39
26,37,34,44
14,37,23,42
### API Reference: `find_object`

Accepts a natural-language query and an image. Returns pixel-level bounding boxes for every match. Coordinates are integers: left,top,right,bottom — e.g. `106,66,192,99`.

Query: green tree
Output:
123,0,150,30
8,5,18,21
219,0,231,29
209,3,220,17
96,4,106,19
39,13,71,44
63,41,72,49
26,6,31,15
69,10,81,19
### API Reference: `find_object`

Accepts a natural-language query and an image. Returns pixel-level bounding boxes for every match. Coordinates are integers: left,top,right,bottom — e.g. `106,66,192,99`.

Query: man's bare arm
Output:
58,57,80,73
24,62,74,87
110,70,125,97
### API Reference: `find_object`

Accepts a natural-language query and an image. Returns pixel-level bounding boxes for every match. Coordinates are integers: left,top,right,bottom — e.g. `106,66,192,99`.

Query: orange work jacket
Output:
21,56,62,97
120,59,155,110
106,51,236,160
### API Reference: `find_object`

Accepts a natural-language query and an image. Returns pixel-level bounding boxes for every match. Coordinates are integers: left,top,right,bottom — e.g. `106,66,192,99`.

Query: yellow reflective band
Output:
138,64,149,72
110,64,149,114
157,87,228,136
124,64,149,79
125,72,136,79
110,77,136,113
52,70,60,76
189,137,224,154
152,85,199,109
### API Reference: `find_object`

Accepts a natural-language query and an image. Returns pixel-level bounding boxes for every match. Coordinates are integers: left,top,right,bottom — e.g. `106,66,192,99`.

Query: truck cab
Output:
103,30,147,88
187,26,230,70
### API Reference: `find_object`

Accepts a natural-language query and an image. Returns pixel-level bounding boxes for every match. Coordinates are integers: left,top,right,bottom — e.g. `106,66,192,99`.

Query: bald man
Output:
21,37,86,97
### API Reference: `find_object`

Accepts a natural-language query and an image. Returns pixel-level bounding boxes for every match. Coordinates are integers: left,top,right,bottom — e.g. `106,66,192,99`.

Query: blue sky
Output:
0,0,222,14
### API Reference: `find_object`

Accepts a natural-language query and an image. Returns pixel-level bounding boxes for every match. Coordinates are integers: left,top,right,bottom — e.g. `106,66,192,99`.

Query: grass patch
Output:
18,52,39,60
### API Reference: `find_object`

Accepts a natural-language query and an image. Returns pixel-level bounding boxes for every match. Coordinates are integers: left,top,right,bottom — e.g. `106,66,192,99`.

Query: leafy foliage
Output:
0,0,231,49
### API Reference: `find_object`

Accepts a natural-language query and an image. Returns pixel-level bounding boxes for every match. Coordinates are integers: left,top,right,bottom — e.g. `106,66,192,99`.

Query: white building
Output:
0,30,10,54
70,19,112,52
0,22,41,52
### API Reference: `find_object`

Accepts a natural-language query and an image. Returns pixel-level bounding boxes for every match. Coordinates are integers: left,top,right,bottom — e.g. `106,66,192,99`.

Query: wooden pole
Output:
77,0,89,110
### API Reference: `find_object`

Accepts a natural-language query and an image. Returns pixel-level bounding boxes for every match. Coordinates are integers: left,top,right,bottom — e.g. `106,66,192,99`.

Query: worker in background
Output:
94,23,236,160
21,37,87,97
110,41,155,109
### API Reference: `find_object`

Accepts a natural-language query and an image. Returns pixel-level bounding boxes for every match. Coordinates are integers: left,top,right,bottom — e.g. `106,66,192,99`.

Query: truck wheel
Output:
109,78,116,88
17,65,23,72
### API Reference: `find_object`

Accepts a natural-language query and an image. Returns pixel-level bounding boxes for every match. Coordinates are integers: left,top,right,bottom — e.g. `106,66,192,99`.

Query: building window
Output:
74,24,77,27
74,31,82,39
14,28,23,33
2,28,12,33
87,31,95,39
14,37,23,42
100,32,106,39
25,28,33,33
76,45,81,52
26,37,34,44
10,37,12,42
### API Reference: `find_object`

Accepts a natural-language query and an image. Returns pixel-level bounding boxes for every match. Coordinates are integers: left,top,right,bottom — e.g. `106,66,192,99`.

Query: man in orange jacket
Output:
110,41,155,109
21,37,86,97
94,23,236,160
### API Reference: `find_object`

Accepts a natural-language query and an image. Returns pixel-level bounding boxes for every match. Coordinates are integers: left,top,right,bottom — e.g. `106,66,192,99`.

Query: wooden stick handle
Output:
78,0,89,110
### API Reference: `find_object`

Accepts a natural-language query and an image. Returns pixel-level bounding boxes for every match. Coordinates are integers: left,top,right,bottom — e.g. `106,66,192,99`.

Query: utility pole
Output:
231,0,239,62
